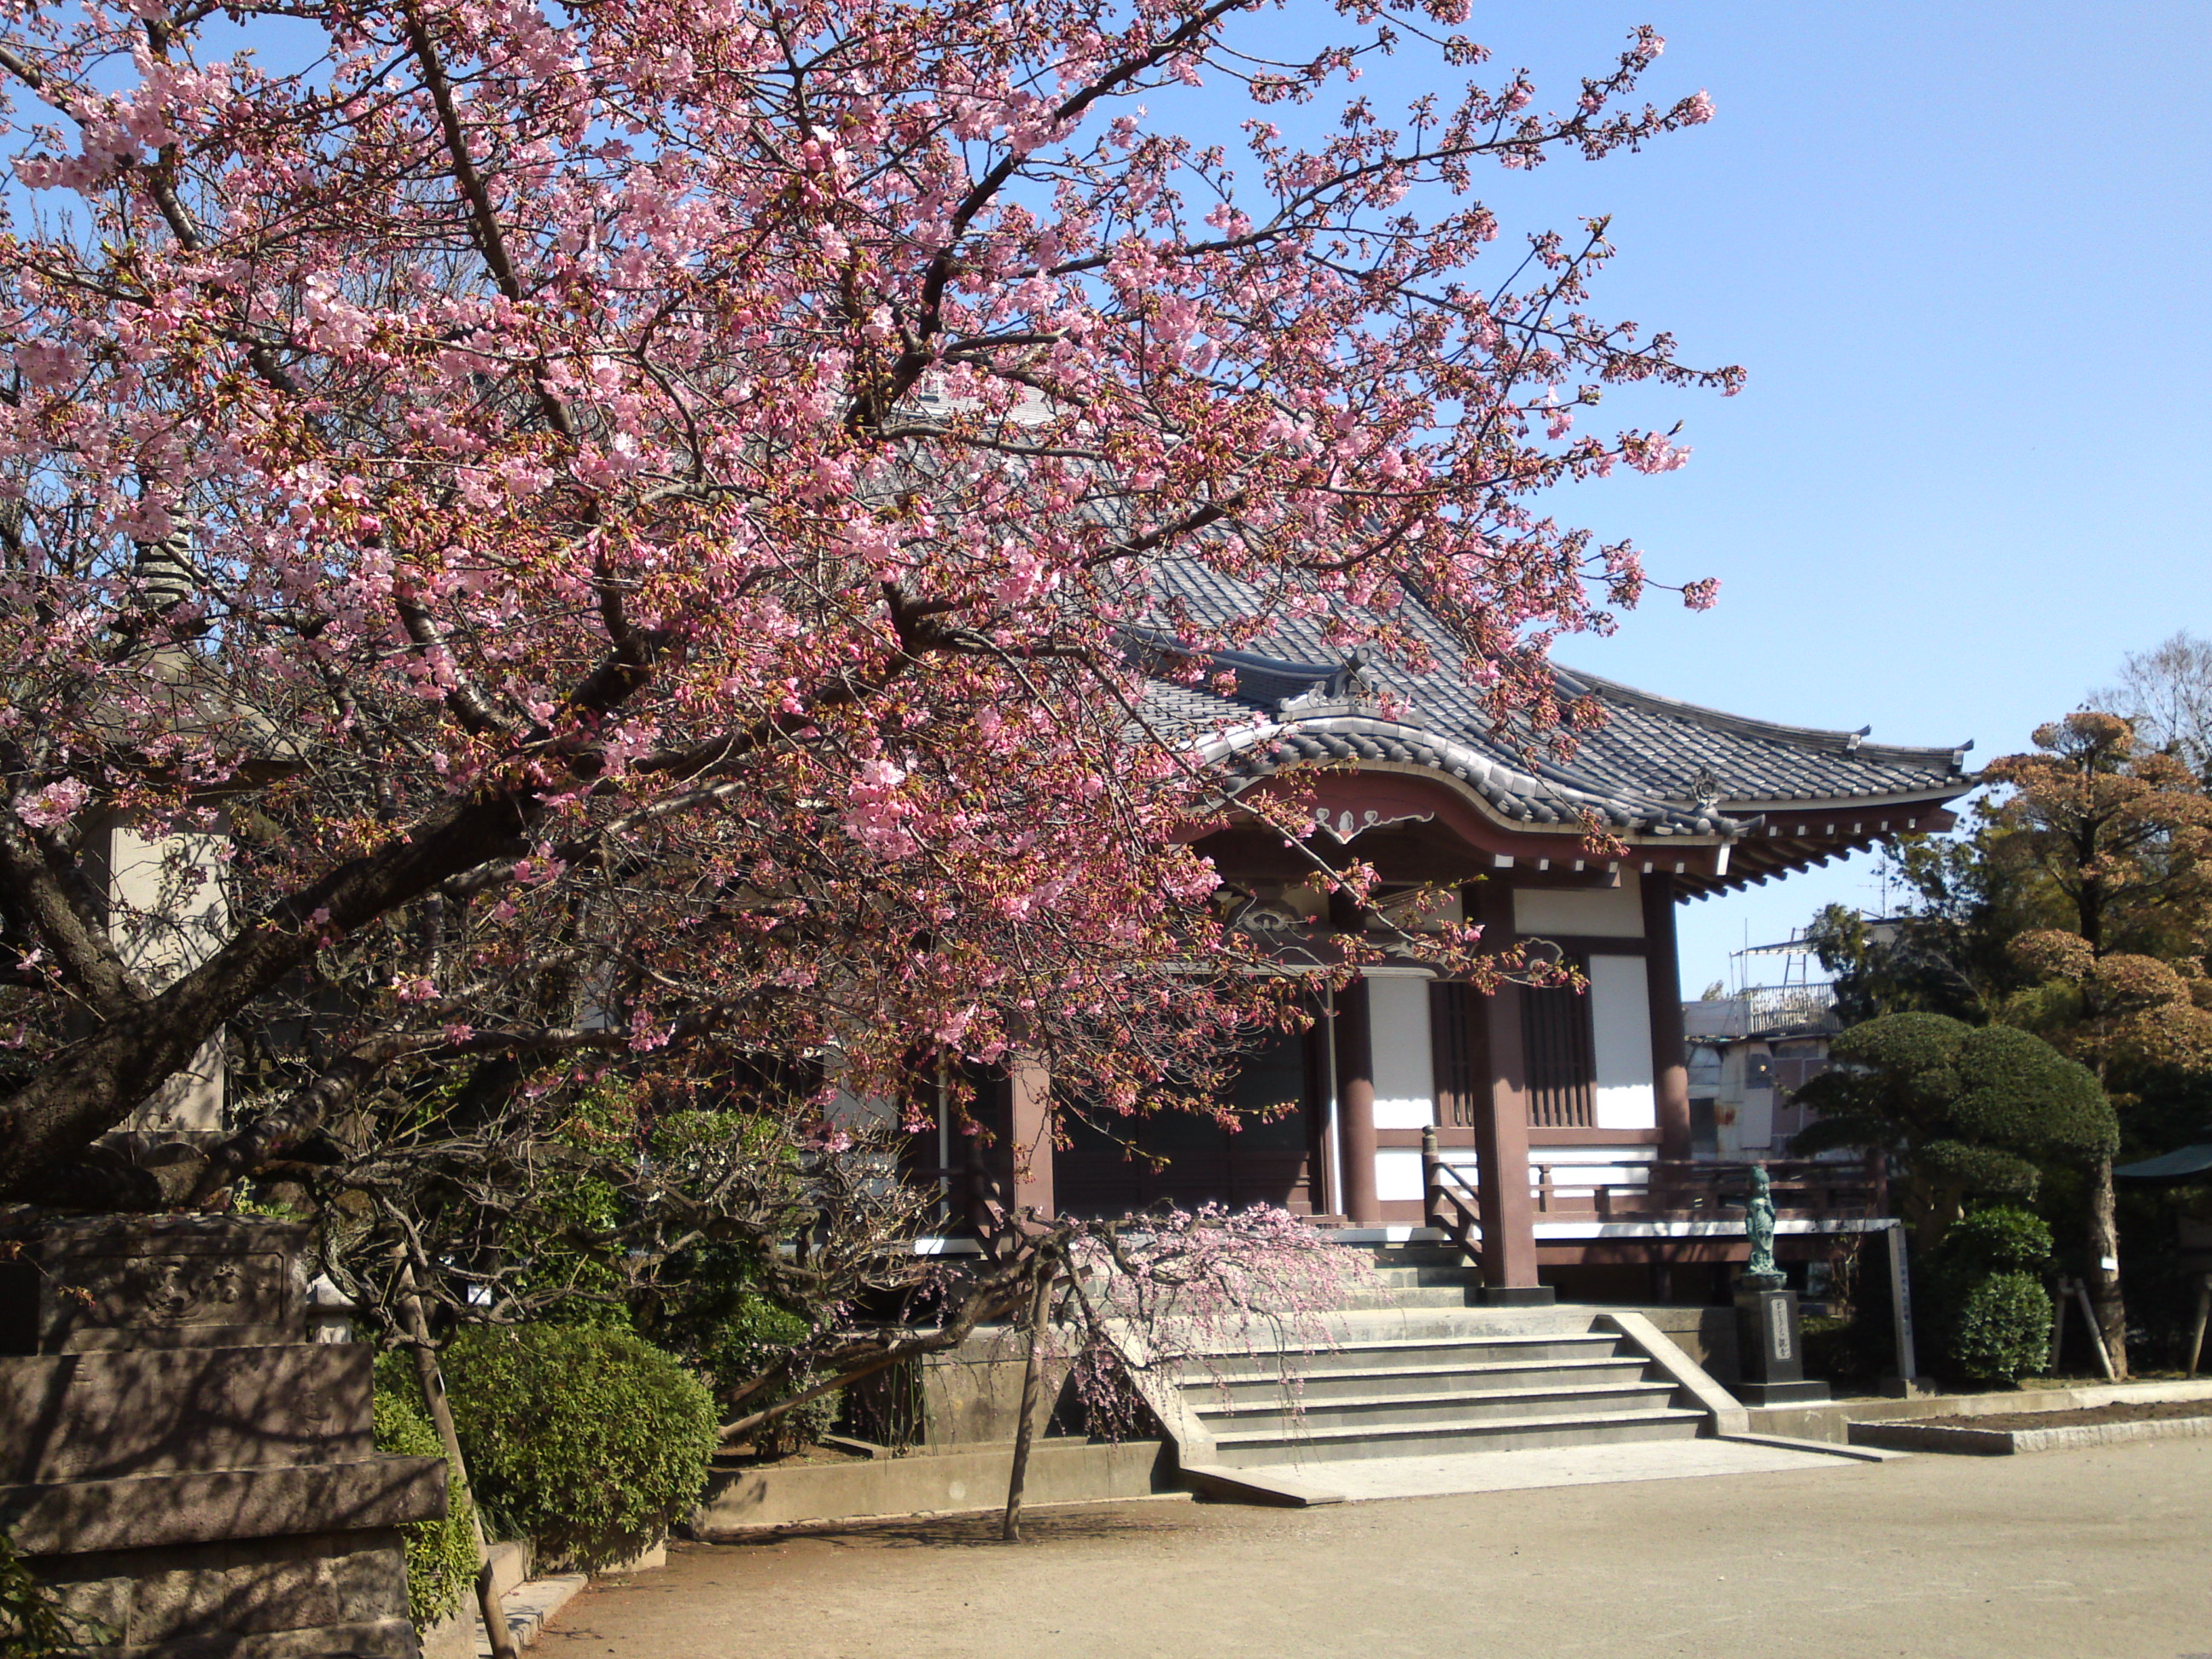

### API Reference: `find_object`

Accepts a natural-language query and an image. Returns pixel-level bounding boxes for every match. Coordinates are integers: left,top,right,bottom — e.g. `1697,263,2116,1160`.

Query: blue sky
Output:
20,3,2203,991
1253,2,2212,992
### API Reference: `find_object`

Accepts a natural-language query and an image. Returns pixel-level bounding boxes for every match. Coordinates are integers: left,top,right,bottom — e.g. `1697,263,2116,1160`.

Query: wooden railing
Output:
1528,1155,1883,1222
1421,1128,1482,1260
1417,1137,1883,1244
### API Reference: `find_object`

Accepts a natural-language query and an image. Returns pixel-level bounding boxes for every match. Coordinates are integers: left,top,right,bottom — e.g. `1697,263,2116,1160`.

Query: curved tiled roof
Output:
1137,562,1971,846
1198,710,1733,837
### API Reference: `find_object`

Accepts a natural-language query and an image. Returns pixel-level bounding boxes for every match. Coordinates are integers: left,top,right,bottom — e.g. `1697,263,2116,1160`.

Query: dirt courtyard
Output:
540,1438,2212,1659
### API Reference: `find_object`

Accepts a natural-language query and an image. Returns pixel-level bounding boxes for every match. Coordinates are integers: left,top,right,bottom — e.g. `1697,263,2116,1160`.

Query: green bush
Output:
688,1292,839,1458
1939,1205,2053,1275
1925,1204,2054,1385
441,1325,719,1571
1,1529,84,1659
1946,1271,2054,1384
371,1385,479,1633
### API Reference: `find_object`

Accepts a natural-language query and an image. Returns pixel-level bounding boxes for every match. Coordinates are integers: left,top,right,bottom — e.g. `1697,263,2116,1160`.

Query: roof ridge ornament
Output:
1277,646,1397,720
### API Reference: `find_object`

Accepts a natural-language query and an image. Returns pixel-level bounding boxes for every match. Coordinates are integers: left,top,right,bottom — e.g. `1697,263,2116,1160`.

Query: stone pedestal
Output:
1476,1284,1557,1308
1732,1284,1831,1408
0,1214,445,1657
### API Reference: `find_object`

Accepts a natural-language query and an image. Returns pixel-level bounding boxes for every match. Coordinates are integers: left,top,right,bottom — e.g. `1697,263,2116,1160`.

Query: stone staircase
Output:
1159,1243,1720,1482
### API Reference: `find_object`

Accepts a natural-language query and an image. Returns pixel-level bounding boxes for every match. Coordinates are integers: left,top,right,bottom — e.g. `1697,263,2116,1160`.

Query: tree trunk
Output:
2087,1155,2128,1380
399,1267,522,1659
1001,1249,1057,1544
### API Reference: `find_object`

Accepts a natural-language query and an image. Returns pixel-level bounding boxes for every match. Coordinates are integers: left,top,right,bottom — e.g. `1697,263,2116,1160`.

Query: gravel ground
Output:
538,1437,2212,1659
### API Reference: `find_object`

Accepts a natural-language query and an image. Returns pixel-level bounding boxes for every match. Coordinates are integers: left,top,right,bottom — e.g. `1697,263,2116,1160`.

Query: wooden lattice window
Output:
1429,980,1487,1127
1520,971,1595,1129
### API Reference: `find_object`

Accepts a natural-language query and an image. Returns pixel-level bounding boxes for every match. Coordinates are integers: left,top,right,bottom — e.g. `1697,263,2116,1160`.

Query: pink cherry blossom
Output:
0,0,1738,1195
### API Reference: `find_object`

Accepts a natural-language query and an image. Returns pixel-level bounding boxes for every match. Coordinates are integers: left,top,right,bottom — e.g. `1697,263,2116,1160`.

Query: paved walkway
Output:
543,1438,2212,1659
1234,1436,1857,1500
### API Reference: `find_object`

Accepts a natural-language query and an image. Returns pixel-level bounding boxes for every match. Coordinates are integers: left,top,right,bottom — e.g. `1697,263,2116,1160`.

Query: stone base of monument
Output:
0,1214,445,1658
1732,1282,1834,1410
1734,1378,1833,1407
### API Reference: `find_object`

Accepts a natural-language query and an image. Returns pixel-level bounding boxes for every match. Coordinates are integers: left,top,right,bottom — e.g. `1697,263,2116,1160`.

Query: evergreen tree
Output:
1792,1013,2116,1250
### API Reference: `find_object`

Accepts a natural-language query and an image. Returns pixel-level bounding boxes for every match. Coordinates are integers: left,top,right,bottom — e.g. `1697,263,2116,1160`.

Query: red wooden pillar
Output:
1472,877,1551,1304
1641,871,1694,1164
1333,978,1381,1227
1010,1058,1055,1219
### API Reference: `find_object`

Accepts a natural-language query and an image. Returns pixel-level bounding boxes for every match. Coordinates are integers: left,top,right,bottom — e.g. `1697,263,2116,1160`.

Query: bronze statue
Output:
1738,1165,1784,1289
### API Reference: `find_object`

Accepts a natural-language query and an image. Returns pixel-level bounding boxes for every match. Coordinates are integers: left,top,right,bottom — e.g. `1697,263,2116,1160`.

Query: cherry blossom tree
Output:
0,0,1736,1202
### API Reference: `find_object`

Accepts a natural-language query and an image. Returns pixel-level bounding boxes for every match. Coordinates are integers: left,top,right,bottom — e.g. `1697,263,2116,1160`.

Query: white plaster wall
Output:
1382,1150,1488,1204
1587,954,1656,1130
1512,875,1644,938
1376,1149,1427,1202
1738,1088,1776,1156
1525,1144,1659,1165
827,1088,896,1127
1366,972,1436,1129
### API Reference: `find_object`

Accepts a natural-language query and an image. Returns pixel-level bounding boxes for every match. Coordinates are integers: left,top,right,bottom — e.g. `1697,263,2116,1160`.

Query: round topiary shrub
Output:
1940,1205,2054,1275
1946,1271,2053,1385
370,1385,478,1633
440,1325,719,1571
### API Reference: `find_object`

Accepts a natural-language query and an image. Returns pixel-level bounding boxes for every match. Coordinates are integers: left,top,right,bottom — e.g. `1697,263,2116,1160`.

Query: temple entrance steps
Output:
1332,1241,1494,1312
1167,1308,1708,1470
1144,1245,1751,1492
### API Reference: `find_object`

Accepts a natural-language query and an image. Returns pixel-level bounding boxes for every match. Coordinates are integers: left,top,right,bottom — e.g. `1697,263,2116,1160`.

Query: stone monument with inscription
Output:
1727,1168,1831,1407
0,1212,445,1656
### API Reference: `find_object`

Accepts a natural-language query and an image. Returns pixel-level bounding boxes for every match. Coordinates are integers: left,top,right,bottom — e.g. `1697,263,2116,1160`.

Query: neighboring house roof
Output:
1137,561,1972,898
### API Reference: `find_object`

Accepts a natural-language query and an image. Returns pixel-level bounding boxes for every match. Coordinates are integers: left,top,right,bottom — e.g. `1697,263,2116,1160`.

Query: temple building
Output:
953,572,1974,1305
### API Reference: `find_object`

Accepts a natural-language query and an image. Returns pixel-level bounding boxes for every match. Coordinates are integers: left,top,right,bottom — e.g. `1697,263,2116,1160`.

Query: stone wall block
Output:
3,1214,437,1658
0,1215,311,1355
0,1346,374,1482
919,1348,1077,1445
38,1532,412,1649
1,1457,449,1555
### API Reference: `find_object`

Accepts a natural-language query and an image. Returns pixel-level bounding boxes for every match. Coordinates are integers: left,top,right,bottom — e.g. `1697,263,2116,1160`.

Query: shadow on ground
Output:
677,1500,1208,1553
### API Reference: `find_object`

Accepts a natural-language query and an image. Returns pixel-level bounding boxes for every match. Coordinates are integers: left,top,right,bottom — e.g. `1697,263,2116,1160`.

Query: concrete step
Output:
1334,1284,1477,1311
1362,1273,1486,1301
1344,1243,1469,1266
1207,1407,1708,1467
1186,1355,1655,1404
1306,1306,1606,1341
1193,1381,1682,1435
1194,1331,1624,1377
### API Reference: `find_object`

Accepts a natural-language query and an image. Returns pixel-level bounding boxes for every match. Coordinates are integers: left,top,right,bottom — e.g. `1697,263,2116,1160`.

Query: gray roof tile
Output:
1138,562,1970,841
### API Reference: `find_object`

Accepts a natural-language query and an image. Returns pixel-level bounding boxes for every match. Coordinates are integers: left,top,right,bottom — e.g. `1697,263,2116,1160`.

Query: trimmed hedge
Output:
1940,1205,2053,1275
690,1292,838,1458
371,1386,479,1633
1946,1272,2054,1384
1930,1205,2056,1385
441,1325,719,1572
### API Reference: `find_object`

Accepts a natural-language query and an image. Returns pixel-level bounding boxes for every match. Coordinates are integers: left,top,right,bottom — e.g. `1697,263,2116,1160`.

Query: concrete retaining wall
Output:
1849,1411,2212,1457
917,1342,1076,1444
694,1438,1173,1533
1749,1377,2212,1444
1612,1307,1741,1384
